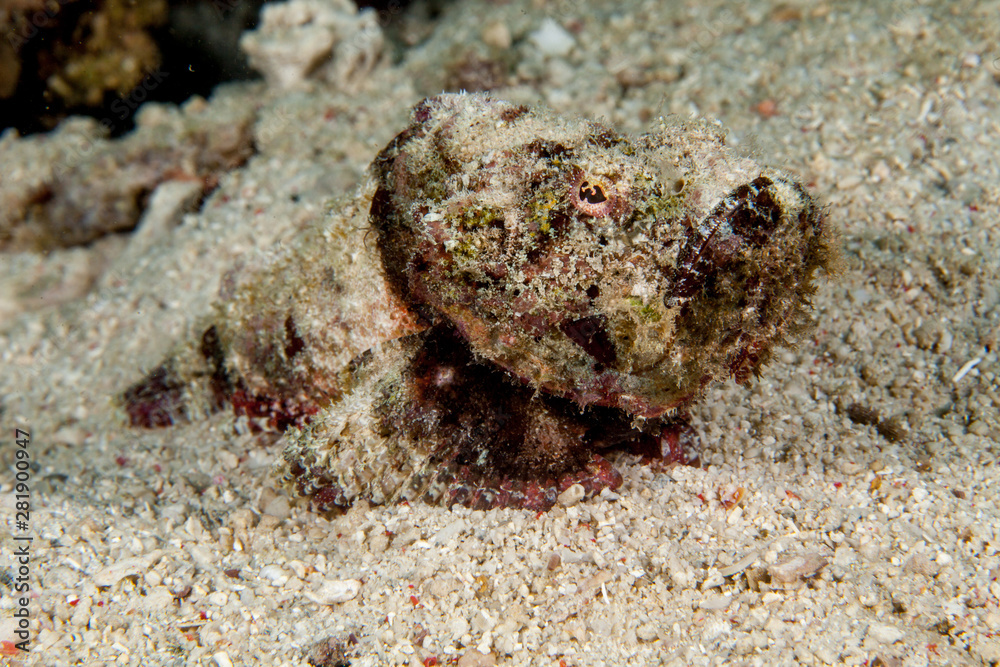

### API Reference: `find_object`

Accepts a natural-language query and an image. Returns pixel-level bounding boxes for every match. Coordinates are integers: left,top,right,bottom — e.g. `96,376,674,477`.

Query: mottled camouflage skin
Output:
123,94,835,511
371,95,831,418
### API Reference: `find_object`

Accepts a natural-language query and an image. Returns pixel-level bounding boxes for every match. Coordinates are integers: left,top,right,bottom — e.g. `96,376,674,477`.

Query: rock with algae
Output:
122,93,836,511
1,0,167,125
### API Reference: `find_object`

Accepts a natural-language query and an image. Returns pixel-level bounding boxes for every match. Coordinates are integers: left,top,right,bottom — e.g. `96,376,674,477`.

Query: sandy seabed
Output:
2,0,999,665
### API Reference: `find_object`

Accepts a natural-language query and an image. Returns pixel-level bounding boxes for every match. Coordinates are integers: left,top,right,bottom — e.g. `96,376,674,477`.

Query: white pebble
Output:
93,554,158,587
557,483,585,507
700,594,730,611
962,53,981,68
768,552,828,584
952,357,982,383
529,19,575,58
481,21,512,49
448,616,470,639
190,545,214,569
305,578,361,604
868,624,904,644
259,565,289,587
263,495,291,519
217,450,239,470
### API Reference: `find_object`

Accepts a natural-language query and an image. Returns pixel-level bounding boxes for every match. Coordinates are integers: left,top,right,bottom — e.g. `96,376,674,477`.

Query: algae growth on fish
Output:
122,93,835,511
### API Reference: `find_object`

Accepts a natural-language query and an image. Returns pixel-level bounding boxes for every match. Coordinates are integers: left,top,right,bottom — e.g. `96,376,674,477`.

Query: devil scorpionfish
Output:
123,93,835,512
